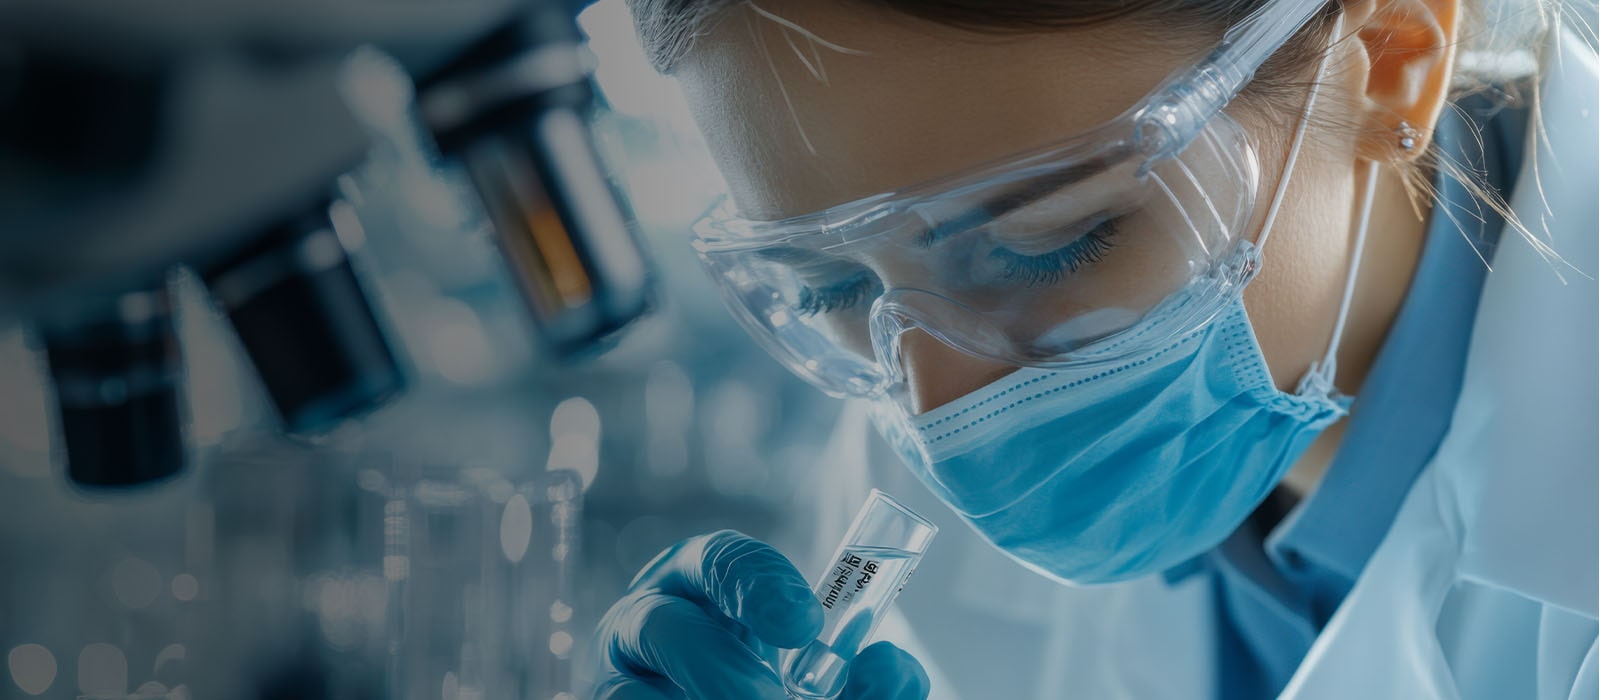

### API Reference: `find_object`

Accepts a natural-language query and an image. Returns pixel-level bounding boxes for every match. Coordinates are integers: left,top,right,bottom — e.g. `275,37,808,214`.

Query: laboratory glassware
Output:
782,489,937,700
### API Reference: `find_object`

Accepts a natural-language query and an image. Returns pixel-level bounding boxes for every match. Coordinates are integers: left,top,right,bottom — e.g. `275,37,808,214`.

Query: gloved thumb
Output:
638,530,824,649
840,641,930,700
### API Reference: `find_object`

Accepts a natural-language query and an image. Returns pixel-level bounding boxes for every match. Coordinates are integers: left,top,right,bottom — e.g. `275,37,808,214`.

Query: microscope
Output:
0,0,654,488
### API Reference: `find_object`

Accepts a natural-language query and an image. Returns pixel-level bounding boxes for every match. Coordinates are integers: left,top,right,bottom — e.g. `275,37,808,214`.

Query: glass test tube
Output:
781,490,938,700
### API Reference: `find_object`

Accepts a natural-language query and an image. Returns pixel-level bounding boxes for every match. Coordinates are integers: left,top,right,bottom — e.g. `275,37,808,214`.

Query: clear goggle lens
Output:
694,112,1264,399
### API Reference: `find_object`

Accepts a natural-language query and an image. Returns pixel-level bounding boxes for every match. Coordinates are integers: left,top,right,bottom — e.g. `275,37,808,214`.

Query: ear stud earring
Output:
1396,121,1420,152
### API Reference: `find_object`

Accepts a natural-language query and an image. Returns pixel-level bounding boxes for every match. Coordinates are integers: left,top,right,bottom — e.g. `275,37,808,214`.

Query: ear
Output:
1349,0,1461,161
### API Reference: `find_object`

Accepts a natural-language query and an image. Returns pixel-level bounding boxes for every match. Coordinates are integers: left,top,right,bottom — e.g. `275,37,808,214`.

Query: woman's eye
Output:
796,270,883,316
989,218,1120,287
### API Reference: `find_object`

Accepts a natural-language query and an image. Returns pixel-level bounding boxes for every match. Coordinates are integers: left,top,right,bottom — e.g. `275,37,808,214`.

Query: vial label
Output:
782,545,920,699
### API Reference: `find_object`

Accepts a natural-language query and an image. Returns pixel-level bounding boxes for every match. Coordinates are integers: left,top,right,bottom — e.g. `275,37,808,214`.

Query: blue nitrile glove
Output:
593,529,930,700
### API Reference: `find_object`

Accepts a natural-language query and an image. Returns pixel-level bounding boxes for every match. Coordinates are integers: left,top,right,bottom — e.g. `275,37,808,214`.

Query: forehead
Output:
673,2,1211,220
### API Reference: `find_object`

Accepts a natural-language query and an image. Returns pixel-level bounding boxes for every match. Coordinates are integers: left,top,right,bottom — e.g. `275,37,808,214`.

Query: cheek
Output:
1242,157,1357,391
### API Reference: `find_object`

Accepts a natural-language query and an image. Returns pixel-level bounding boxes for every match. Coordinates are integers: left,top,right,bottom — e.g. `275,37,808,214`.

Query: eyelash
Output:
792,219,1118,314
797,271,882,316
990,219,1119,287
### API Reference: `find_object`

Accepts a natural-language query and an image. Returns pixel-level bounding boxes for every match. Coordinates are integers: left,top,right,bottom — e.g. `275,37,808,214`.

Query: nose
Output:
897,329,1017,414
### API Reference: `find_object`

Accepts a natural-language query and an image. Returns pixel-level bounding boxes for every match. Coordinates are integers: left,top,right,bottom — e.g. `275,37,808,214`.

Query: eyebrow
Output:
924,144,1136,243
750,142,1139,260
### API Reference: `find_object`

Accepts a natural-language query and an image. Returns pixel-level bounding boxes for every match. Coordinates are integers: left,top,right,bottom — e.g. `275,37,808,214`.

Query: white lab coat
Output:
799,28,1598,700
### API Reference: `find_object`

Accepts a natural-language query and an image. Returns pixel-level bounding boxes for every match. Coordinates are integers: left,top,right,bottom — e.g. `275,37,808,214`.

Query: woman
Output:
592,0,1597,698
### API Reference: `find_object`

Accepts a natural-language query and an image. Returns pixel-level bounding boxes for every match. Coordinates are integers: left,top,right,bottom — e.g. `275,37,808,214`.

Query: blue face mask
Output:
871,295,1350,584
869,35,1368,584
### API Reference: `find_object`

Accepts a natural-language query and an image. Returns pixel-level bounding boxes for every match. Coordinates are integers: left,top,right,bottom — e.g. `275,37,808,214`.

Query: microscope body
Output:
0,0,653,488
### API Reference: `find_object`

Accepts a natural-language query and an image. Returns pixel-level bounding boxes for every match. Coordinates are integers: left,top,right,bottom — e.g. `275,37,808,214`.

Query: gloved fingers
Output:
638,529,823,650
593,674,681,700
600,589,791,700
714,610,780,667
840,641,931,700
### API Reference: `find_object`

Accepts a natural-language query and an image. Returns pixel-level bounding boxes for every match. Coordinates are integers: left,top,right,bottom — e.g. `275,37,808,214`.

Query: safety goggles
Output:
692,1,1328,399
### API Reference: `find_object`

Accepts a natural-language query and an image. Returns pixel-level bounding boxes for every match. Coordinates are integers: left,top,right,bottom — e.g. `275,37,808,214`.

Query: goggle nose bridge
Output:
868,288,1015,386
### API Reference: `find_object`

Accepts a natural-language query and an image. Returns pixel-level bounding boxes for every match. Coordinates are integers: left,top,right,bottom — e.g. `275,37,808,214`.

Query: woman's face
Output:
674,2,1373,413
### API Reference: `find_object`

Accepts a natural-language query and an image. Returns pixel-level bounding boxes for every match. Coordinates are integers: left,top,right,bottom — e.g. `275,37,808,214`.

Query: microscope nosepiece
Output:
203,204,405,435
420,16,653,360
41,284,186,487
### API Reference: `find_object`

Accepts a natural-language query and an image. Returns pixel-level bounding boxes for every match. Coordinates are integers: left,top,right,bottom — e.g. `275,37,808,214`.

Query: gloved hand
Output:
593,529,930,700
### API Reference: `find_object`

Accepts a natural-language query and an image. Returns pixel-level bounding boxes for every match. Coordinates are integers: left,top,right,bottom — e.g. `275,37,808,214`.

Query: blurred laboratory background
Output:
0,1,841,697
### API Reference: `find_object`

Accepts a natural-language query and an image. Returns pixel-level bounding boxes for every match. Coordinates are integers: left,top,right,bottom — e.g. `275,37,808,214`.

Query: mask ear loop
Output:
1297,158,1377,398
1295,10,1376,400
1254,12,1342,253
1237,12,1362,400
